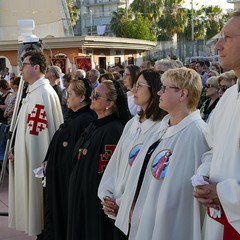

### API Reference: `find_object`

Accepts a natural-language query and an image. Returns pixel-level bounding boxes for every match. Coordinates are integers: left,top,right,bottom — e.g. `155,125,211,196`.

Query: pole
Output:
191,0,194,57
90,10,93,36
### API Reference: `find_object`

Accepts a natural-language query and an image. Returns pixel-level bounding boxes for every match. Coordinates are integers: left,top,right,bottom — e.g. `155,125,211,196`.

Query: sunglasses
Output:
91,90,108,101
218,85,229,92
205,84,217,89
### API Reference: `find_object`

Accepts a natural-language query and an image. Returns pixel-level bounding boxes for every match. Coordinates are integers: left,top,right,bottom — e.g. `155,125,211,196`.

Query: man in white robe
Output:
8,51,63,237
194,11,240,240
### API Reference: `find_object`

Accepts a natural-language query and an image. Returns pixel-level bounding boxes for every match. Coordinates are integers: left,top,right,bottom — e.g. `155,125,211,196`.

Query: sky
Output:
129,0,234,11
182,0,234,11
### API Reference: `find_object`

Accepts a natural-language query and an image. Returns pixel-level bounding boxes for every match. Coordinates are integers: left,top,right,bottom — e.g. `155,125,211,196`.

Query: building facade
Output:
227,0,240,10
74,0,129,36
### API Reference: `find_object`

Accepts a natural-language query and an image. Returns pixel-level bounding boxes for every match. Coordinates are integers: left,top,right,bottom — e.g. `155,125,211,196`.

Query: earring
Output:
80,99,83,103
106,107,109,110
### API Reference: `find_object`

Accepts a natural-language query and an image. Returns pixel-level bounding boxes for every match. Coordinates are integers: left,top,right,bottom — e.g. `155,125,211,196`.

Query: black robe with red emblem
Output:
44,105,96,240
67,114,124,240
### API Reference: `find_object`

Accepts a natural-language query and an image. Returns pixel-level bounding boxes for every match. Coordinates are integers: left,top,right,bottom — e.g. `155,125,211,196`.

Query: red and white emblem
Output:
27,104,48,135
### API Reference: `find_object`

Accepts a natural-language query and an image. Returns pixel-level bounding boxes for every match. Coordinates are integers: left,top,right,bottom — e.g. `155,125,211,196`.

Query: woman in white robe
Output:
98,69,167,239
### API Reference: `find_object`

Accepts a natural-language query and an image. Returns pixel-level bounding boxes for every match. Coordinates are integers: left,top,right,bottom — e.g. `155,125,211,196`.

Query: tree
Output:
178,5,230,41
110,9,155,41
66,0,80,27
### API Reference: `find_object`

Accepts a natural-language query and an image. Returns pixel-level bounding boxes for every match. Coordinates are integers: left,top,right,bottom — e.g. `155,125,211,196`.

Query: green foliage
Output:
66,0,80,27
110,1,231,42
110,8,155,41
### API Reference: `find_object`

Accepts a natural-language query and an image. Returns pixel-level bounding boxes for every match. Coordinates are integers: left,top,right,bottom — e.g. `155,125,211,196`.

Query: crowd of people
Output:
0,10,240,240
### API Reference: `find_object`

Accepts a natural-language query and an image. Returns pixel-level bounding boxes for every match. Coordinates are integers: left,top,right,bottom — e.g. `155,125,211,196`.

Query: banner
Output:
50,57,67,73
75,57,92,72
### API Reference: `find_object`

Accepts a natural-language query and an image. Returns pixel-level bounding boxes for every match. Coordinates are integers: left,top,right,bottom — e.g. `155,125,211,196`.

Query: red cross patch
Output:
27,104,48,136
98,145,116,173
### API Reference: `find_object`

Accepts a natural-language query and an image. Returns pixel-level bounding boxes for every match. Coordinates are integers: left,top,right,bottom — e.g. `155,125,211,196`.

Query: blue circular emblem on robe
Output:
129,144,142,166
151,149,172,180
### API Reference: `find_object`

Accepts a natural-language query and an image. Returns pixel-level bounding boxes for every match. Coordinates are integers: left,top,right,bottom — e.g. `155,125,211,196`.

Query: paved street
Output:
0,171,35,240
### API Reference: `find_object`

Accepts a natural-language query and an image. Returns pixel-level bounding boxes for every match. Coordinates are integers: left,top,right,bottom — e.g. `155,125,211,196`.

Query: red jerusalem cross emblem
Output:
27,104,48,135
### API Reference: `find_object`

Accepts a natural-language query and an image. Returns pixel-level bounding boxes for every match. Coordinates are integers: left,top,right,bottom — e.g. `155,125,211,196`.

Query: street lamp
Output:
191,0,195,56
90,10,93,36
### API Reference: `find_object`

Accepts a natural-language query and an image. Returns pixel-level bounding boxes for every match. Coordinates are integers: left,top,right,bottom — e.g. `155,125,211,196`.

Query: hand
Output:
42,161,47,176
8,149,14,161
193,183,221,208
101,196,119,217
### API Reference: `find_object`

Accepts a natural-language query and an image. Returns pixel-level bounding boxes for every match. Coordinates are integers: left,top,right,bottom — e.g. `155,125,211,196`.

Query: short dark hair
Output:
137,70,167,121
22,51,47,74
196,61,204,67
63,73,73,83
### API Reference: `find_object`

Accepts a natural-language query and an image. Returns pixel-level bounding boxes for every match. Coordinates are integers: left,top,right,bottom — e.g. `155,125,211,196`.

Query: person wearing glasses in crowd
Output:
98,70,167,240
217,70,237,98
8,51,63,239
195,61,208,87
67,80,131,240
123,68,209,240
193,11,240,240
43,79,96,240
122,65,141,116
45,65,63,102
200,76,219,122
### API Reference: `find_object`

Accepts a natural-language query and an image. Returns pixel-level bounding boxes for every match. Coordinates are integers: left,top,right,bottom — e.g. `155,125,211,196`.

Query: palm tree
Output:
66,0,80,27
110,8,130,37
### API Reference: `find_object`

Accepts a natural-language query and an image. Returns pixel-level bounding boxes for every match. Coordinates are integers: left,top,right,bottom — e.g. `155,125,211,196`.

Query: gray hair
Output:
154,59,178,72
90,69,100,79
75,69,86,79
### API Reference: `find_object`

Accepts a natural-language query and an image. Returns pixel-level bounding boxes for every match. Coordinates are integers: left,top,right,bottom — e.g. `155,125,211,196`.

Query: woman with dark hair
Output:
123,65,141,116
43,79,96,240
67,80,131,240
98,69,167,240
0,79,12,124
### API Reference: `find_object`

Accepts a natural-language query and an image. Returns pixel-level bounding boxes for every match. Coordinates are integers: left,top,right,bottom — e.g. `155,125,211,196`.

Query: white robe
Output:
197,82,240,240
98,115,162,217
128,110,209,240
8,78,63,236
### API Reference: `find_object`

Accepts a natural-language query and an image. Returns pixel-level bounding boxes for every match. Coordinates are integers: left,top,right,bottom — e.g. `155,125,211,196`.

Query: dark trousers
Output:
113,225,129,240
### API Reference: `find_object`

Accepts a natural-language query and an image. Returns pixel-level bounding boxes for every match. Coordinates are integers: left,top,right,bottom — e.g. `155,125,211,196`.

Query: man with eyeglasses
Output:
195,61,208,86
193,11,240,240
8,51,63,239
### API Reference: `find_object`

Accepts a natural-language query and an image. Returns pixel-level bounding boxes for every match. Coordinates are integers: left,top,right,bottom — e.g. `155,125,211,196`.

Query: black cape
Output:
44,105,97,240
67,114,124,240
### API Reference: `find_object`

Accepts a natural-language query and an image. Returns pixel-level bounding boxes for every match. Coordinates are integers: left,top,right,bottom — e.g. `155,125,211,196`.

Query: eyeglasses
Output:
218,32,240,42
161,85,179,93
135,81,150,90
66,91,74,98
91,90,108,101
123,73,131,77
205,84,217,89
218,84,229,92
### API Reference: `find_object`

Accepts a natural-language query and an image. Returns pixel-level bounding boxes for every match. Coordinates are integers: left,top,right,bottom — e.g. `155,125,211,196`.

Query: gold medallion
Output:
82,148,88,155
